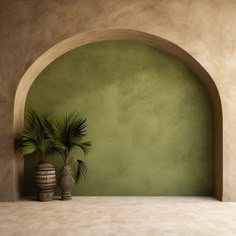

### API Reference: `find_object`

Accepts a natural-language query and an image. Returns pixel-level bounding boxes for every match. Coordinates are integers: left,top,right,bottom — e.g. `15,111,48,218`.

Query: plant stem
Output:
64,150,69,166
41,152,46,161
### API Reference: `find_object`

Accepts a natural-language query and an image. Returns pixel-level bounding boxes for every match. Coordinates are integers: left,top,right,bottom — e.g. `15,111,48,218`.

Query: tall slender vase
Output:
60,165,74,200
34,159,56,201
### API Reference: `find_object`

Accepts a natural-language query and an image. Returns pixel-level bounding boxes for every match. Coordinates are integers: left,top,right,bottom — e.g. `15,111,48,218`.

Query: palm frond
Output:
48,139,67,155
14,137,38,156
25,108,44,134
76,160,87,182
53,112,91,153
42,115,55,137
14,109,60,158
73,141,92,157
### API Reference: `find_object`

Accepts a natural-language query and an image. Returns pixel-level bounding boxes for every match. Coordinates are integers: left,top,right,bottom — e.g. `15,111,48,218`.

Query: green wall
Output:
24,40,214,196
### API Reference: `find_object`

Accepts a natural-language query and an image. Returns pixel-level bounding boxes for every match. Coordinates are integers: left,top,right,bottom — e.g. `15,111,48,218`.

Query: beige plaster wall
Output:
0,0,235,201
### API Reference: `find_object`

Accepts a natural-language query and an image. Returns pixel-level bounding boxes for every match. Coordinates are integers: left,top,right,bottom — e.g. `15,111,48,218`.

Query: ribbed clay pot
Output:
34,160,56,201
60,165,75,200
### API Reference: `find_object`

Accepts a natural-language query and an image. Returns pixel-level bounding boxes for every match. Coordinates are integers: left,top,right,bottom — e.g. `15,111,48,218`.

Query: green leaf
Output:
73,141,92,157
76,160,87,182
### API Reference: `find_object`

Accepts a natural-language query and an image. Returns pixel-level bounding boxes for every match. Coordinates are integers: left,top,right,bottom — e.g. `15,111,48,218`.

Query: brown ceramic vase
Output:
60,165,74,200
34,159,56,201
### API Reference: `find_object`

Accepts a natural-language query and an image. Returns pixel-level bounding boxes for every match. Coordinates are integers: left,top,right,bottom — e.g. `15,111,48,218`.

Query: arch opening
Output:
13,29,223,200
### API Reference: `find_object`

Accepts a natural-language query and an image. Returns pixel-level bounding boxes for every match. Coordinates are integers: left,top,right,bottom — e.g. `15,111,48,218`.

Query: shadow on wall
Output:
24,40,214,197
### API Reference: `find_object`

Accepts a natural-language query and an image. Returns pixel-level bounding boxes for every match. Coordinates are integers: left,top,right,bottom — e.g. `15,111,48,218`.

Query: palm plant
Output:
49,112,91,183
14,109,57,201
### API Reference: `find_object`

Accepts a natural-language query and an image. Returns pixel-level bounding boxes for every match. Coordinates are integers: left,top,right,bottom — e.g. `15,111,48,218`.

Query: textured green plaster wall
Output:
24,40,214,196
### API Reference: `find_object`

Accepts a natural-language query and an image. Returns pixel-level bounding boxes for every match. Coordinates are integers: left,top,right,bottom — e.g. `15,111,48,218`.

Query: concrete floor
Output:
0,197,236,236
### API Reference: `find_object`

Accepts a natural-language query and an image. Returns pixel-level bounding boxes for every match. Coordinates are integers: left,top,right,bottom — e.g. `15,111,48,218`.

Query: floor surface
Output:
0,197,236,236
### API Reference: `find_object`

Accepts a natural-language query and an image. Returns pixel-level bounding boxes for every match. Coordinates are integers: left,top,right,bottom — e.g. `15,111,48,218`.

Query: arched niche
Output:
13,29,223,200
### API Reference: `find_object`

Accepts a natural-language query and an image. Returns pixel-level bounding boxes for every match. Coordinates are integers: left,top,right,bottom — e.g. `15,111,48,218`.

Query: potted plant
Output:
49,113,91,200
14,109,57,201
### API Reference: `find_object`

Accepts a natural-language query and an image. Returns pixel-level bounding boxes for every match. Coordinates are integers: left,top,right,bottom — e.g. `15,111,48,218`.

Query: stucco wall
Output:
0,0,235,201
